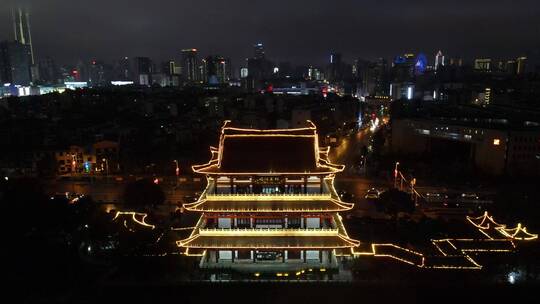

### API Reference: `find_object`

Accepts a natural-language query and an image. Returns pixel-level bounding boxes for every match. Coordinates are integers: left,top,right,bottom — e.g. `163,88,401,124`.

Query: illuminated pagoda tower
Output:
177,121,359,274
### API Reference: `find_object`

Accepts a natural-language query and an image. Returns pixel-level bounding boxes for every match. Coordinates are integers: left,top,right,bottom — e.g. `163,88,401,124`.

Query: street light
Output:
173,160,180,176
71,154,77,176
394,161,400,189
410,178,417,204
102,158,109,176
173,160,180,188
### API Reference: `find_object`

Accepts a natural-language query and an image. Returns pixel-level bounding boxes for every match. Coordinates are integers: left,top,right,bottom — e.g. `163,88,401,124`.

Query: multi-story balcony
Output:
177,122,359,273
178,228,359,270
185,193,353,218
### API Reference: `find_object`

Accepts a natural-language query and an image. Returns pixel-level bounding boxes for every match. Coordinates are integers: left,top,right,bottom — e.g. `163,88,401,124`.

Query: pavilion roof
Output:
466,211,505,230
496,224,538,240
192,121,344,175
112,211,156,231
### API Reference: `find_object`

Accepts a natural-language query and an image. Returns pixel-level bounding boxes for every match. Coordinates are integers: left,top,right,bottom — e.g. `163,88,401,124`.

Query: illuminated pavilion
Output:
177,121,359,272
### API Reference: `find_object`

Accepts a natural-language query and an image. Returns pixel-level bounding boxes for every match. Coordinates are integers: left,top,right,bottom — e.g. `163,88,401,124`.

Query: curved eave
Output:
191,162,344,175
318,159,345,172
192,160,219,173
183,198,354,213
177,234,360,249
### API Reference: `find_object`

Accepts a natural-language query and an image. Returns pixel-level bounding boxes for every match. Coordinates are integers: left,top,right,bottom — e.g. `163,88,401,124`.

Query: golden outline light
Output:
466,211,505,230
113,211,155,230
192,120,344,175
176,227,360,249
183,195,354,213
496,223,538,240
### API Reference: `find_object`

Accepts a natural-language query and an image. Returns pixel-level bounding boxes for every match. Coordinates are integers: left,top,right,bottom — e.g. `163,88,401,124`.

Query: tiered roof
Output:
178,122,359,253
497,224,538,241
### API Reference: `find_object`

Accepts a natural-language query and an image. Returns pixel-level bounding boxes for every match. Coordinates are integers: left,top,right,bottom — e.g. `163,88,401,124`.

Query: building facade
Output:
12,6,34,64
181,49,199,83
55,141,120,175
0,40,32,85
178,121,359,274
392,118,540,176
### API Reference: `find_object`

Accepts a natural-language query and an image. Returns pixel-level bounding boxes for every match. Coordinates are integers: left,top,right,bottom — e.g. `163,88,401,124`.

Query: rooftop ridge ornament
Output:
112,211,155,230
496,223,538,241
466,211,505,230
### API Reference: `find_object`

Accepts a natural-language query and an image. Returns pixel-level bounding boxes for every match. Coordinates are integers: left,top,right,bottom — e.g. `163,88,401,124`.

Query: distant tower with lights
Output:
181,49,199,82
434,50,445,71
254,43,265,59
12,5,34,65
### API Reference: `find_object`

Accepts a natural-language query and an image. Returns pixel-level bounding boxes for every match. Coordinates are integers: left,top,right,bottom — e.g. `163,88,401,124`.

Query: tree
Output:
122,179,165,211
378,188,415,218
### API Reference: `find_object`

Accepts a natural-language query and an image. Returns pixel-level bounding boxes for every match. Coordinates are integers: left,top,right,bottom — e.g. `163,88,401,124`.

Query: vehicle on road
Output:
338,190,354,202
365,188,380,199
460,193,479,200
425,192,448,203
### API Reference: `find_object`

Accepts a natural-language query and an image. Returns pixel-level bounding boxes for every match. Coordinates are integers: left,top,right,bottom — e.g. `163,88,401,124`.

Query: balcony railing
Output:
199,228,340,236
205,193,332,201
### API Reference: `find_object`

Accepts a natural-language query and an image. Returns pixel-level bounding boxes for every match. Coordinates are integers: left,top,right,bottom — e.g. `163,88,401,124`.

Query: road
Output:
329,128,391,217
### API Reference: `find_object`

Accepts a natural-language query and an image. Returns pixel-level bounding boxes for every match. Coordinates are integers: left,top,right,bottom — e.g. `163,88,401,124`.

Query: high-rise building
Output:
448,58,463,67
162,60,177,76
88,60,110,87
0,40,32,85
254,43,265,59
392,53,416,82
245,43,273,91
181,49,199,82
308,66,323,81
516,57,527,75
434,50,445,71
202,56,230,84
240,67,248,78
12,6,34,65
157,60,180,87
133,57,152,85
38,56,59,84
115,57,131,81
361,58,388,97
474,58,492,71
327,52,343,82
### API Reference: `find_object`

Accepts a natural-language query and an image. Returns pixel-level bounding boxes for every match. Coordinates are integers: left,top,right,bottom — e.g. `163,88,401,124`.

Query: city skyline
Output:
1,0,539,66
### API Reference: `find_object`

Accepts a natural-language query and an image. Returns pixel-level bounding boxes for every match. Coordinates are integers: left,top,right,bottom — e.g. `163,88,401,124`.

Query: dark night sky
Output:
1,0,539,67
